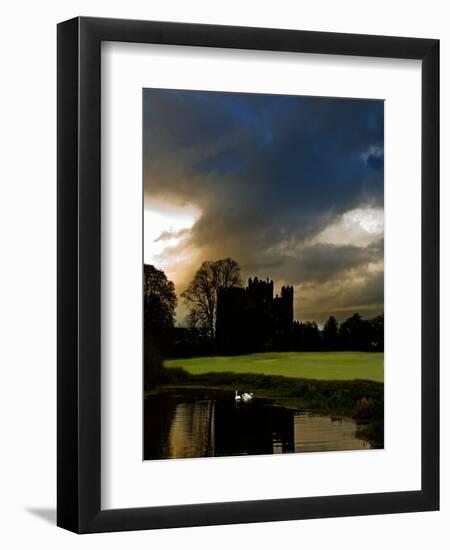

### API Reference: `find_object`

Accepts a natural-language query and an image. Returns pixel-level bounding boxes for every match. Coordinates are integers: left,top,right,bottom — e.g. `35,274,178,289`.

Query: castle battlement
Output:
216,276,294,355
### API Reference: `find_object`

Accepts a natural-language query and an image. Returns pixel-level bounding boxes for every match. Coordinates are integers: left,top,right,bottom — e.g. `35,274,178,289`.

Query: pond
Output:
143,389,372,460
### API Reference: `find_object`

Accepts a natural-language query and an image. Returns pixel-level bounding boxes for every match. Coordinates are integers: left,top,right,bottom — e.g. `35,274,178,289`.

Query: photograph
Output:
143,89,384,460
0,2,442,541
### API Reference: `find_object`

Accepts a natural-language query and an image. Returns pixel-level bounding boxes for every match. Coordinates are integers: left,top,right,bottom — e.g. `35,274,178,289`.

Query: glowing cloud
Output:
312,207,384,248
144,202,200,272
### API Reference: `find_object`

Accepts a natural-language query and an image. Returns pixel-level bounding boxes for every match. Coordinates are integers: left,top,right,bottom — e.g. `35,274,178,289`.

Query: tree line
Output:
290,313,384,352
144,259,384,363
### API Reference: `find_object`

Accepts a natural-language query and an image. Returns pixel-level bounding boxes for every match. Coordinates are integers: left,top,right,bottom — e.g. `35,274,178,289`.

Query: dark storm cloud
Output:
294,268,384,324
143,89,384,321
261,239,384,285
143,90,383,227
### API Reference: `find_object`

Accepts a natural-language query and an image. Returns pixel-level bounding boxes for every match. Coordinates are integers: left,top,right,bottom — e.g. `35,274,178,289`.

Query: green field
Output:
165,351,384,383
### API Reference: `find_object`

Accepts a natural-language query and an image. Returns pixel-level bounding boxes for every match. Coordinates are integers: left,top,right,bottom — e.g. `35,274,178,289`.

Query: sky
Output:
143,89,384,325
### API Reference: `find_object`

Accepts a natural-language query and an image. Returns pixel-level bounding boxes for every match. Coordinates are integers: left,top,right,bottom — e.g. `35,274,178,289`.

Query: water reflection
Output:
144,389,370,460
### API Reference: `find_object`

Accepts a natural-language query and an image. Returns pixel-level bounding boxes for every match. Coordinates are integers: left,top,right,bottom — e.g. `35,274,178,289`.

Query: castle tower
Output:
216,276,294,355
281,285,294,325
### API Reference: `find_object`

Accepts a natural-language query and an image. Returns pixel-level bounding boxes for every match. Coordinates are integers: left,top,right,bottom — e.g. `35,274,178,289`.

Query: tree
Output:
293,320,322,351
322,315,338,350
338,313,371,350
368,313,384,351
143,265,177,388
181,258,241,342
143,264,177,334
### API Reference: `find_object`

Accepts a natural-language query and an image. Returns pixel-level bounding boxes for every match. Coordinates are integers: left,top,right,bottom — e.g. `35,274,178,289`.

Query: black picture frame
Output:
57,16,439,533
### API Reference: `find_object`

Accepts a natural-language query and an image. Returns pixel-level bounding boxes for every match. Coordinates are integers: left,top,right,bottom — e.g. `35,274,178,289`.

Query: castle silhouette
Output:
216,277,294,355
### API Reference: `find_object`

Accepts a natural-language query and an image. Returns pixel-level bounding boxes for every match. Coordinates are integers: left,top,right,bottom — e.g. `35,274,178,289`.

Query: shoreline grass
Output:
148,369,383,417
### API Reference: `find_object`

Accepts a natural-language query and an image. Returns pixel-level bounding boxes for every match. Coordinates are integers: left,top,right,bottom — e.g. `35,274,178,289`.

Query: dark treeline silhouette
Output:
144,260,384,368
143,264,177,387
290,313,384,352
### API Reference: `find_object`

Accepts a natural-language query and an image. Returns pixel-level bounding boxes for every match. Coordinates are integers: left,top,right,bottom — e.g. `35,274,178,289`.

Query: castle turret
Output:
280,285,294,325
216,276,294,354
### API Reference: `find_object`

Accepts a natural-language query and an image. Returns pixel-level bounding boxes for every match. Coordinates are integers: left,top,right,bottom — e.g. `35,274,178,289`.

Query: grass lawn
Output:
165,351,383,383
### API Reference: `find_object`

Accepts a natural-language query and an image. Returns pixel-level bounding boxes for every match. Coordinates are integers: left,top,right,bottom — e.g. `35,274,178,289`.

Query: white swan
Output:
235,390,254,401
